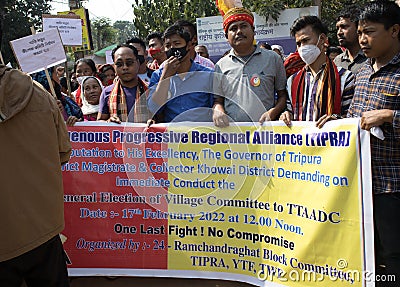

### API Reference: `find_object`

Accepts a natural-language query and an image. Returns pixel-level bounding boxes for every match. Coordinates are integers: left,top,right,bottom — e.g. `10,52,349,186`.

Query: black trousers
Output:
0,235,69,287
374,193,400,287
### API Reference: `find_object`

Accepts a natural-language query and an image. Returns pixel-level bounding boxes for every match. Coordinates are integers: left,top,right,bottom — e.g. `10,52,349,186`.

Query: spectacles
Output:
115,60,137,68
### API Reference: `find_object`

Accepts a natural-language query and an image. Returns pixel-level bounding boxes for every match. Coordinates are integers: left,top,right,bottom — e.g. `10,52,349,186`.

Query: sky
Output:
50,0,135,24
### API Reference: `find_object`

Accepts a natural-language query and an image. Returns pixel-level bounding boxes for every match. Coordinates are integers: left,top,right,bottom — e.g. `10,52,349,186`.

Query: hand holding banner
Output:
62,120,374,287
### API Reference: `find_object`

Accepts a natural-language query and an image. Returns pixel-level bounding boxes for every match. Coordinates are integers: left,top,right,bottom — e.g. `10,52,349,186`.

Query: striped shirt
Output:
347,53,400,194
334,49,368,76
287,64,355,120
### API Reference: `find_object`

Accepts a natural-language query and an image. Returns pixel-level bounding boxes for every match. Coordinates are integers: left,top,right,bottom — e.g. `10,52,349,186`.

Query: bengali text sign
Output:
10,29,66,74
58,8,92,51
42,14,82,46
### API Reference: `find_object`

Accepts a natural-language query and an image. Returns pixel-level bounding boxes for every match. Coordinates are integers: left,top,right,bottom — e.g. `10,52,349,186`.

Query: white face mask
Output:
298,36,322,65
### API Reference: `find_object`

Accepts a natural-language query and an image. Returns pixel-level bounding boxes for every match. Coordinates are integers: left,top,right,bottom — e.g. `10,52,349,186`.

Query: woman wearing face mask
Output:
279,16,355,128
80,76,103,121
72,58,97,107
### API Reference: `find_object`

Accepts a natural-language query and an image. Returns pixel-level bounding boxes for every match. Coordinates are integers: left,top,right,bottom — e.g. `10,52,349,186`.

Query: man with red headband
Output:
213,7,288,126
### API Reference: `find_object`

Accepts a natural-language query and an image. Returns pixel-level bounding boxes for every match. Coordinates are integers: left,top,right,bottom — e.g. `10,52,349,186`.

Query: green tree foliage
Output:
0,0,51,65
91,17,116,51
246,0,286,22
253,0,371,45
113,20,137,44
132,0,381,46
132,0,218,39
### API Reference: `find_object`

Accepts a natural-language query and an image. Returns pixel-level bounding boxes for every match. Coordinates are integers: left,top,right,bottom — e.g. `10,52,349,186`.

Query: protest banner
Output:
196,6,318,62
58,8,93,52
42,14,82,46
10,29,66,74
62,120,374,286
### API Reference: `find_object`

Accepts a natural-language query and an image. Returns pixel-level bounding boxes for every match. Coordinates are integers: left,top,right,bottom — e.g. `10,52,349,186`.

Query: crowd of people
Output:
29,6,370,129
1,0,400,286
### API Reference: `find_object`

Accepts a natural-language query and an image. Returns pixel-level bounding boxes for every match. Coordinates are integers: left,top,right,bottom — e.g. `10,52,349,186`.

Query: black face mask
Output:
137,55,145,65
165,46,188,61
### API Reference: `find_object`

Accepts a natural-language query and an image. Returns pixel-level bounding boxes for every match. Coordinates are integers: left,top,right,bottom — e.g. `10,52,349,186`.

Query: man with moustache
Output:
97,44,150,123
347,2,400,283
334,5,367,75
213,7,288,126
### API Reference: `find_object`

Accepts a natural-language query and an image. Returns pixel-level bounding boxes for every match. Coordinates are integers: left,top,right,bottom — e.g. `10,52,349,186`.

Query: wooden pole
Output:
0,51,4,65
31,27,57,99
44,67,57,99
64,61,73,99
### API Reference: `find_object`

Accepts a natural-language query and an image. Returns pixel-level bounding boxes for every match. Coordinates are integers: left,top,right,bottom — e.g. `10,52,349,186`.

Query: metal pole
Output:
313,0,322,17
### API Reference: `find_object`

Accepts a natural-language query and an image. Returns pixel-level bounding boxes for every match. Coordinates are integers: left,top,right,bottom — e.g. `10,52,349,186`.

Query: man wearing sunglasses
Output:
97,44,150,123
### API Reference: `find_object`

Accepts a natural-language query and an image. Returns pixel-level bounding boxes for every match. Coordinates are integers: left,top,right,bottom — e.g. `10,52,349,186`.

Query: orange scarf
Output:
108,78,149,122
291,57,341,121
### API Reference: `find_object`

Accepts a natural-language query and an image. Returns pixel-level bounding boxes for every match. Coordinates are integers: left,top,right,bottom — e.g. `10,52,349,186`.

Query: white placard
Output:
10,29,67,74
105,50,113,64
43,15,82,46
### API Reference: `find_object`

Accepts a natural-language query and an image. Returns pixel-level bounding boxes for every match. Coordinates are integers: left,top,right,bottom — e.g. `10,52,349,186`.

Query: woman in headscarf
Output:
79,76,103,121
31,67,83,126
